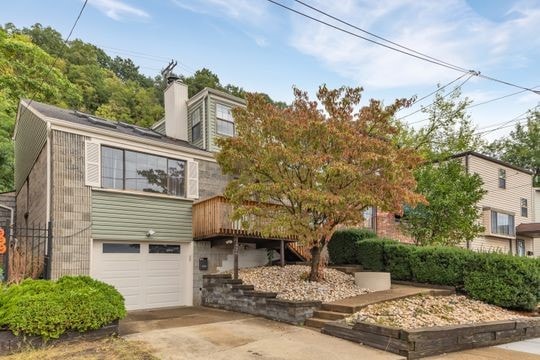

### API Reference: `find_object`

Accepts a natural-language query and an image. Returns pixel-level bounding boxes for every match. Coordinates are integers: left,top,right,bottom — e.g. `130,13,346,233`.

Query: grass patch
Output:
4,338,157,360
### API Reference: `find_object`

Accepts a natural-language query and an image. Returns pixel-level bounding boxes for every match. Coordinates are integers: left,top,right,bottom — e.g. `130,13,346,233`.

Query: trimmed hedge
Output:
328,228,376,264
352,240,540,311
356,238,397,271
463,253,540,311
0,276,126,339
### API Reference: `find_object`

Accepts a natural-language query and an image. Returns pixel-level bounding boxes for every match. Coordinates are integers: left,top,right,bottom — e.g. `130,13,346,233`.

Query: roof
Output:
451,151,533,175
25,100,206,152
516,223,540,237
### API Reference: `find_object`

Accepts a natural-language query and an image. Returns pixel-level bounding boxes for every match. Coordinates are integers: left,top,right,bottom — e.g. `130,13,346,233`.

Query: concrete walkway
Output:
123,307,400,360
324,284,454,313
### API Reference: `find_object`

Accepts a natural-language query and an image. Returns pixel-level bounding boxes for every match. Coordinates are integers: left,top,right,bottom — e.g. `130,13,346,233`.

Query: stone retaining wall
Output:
322,318,540,359
0,321,119,356
202,274,321,325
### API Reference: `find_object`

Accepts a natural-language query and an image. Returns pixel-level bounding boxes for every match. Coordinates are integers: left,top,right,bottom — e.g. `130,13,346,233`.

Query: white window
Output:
191,109,201,141
520,198,528,218
490,210,515,236
216,103,234,136
498,169,506,189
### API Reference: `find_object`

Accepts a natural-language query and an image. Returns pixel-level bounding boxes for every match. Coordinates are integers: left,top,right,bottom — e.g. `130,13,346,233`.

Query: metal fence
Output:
1,222,51,282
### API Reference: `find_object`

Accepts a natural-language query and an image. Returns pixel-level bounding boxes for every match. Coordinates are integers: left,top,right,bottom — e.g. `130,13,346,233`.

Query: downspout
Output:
45,122,52,252
465,154,471,249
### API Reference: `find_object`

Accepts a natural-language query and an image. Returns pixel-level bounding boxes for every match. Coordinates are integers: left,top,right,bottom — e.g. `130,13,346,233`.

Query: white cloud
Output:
288,0,540,89
89,0,150,21
172,0,266,25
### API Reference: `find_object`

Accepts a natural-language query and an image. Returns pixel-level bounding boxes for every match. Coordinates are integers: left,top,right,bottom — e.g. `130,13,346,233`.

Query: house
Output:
13,79,297,310
363,151,540,257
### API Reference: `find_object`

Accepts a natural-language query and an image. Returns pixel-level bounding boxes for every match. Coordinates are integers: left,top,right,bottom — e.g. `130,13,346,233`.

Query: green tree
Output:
0,29,82,191
216,86,425,281
484,110,540,186
399,88,484,161
401,160,486,246
181,68,223,98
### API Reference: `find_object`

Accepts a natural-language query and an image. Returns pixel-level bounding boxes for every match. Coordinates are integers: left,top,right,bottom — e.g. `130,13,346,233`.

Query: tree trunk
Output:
309,245,322,281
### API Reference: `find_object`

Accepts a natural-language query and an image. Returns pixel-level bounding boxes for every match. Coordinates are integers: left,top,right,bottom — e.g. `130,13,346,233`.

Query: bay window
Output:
490,210,515,236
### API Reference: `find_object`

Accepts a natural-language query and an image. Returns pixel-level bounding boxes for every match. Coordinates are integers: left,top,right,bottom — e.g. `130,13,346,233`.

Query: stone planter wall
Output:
202,274,321,325
322,318,540,359
0,321,119,356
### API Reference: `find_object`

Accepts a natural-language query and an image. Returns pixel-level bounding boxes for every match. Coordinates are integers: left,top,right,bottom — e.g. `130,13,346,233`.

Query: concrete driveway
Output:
121,307,399,360
122,307,539,360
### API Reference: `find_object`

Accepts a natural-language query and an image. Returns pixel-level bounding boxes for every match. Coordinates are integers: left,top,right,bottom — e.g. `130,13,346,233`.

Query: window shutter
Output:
187,160,199,199
85,140,101,187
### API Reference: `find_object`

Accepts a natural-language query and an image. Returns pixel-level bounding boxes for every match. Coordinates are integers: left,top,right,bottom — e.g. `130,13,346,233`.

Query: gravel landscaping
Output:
346,294,527,329
233,265,370,302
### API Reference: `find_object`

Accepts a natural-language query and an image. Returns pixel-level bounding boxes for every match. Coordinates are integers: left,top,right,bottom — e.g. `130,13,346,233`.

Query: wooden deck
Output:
192,196,296,241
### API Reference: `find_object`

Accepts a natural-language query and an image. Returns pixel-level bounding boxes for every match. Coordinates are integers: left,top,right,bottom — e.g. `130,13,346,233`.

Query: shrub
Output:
0,276,126,339
410,246,474,287
384,243,416,280
328,228,376,264
463,253,540,311
356,238,397,271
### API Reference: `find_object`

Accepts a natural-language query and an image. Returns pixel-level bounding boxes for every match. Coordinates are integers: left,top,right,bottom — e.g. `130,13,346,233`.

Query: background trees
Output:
484,110,540,187
0,22,285,192
216,86,425,280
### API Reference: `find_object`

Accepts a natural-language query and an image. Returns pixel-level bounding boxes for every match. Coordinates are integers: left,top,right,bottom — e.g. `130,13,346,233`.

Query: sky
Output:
2,0,540,141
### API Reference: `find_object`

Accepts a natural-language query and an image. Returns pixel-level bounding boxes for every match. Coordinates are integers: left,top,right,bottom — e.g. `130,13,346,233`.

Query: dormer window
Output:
216,103,234,136
191,108,201,141
498,169,506,189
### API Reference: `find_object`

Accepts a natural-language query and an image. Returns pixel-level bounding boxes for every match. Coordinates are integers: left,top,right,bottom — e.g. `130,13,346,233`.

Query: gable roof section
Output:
25,100,208,154
451,151,533,175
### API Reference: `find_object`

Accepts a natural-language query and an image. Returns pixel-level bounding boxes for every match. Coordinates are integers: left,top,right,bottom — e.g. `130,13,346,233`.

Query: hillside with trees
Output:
0,23,283,192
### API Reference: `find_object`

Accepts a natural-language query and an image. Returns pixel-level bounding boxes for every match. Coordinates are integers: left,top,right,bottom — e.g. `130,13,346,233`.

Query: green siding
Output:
14,109,48,192
92,190,193,242
187,98,205,149
153,120,166,135
208,96,233,152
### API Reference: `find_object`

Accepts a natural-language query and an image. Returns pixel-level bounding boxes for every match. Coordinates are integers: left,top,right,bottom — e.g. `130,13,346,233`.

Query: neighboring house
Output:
363,151,540,257
13,79,295,310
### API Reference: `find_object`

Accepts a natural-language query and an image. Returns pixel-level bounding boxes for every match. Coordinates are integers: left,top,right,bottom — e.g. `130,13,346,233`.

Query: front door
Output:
516,239,525,256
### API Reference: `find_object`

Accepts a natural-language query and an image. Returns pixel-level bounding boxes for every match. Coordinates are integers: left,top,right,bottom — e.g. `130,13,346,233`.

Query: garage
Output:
91,241,193,310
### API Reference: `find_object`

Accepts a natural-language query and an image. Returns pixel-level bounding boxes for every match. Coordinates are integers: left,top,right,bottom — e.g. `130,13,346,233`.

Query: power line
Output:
398,73,474,121
293,0,470,73
269,0,540,95
467,85,540,109
20,0,88,117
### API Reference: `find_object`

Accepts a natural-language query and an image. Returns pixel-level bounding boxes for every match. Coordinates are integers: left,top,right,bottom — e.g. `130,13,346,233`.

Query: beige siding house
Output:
452,152,539,257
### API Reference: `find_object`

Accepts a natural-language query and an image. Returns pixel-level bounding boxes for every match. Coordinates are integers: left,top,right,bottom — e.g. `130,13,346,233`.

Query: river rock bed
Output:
346,294,526,329
232,265,370,302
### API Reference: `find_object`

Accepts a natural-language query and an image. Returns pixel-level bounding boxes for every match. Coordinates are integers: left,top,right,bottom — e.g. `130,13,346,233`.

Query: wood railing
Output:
287,242,311,261
192,196,297,241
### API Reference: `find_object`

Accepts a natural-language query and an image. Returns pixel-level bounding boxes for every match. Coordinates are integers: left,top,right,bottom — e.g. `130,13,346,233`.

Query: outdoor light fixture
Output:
225,239,233,245
146,229,156,237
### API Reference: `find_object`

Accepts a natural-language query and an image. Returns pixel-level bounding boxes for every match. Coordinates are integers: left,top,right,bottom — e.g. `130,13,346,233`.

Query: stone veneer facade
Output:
50,130,92,279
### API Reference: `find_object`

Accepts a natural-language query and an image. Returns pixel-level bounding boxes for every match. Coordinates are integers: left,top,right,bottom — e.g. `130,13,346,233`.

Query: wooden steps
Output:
305,306,352,330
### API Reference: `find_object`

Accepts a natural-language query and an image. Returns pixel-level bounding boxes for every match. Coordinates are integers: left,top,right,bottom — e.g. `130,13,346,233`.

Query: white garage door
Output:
91,241,189,310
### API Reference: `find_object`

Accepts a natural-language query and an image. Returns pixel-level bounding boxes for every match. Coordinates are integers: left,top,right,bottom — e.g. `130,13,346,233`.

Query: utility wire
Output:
398,73,474,121
467,85,540,109
293,0,470,73
20,0,88,117
270,0,540,95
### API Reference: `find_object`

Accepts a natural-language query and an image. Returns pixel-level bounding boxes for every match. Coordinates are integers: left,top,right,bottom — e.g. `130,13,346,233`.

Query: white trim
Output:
150,118,165,130
210,93,246,108
95,138,195,163
93,187,195,202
